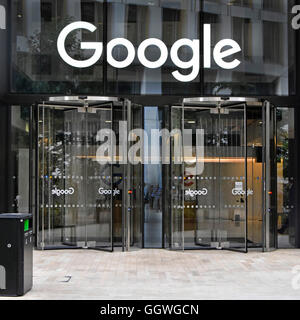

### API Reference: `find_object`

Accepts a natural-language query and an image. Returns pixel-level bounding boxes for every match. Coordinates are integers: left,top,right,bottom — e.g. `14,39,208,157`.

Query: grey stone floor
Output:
1,248,300,300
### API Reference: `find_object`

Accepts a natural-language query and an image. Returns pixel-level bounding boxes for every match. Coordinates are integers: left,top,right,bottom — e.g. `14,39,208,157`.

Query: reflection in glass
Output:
107,0,200,95
246,107,263,248
277,108,296,248
10,106,31,213
11,0,104,94
37,105,113,249
130,105,143,248
144,107,163,248
169,101,274,251
11,0,296,96
170,107,184,249
203,0,295,96
36,101,143,250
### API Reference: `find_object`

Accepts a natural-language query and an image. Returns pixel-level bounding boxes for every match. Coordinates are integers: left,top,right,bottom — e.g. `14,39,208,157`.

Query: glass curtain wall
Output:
11,0,104,94
9,105,31,214
203,0,296,95
10,0,296,96
106,0,200,95
127,104,143,249
144,107,164,247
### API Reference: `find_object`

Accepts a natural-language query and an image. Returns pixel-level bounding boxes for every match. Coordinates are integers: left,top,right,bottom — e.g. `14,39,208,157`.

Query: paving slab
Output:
1,249,300,300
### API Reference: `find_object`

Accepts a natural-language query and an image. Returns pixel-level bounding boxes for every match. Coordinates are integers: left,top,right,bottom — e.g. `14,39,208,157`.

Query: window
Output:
203,0,293,96
10,0,296,96
263,0,284,12
263,21,283,65
11,0,104,94
41,3,52,22
277,108,296,248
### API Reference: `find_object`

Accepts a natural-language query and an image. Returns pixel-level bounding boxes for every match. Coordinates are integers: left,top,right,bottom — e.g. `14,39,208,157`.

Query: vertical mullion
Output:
142,106,145,248
266,101,270,251
29,105,33,230
199,0,204,96
274,106,278,249
122,101,126,252
42,104,45,249
218,105,221,247
262,101,267,252
170,108,173,249
35,105,39,248
182,103,185,251
103,0,108,95
84,102,88,247
110,102,114,252
244,103,248,253
262,102,266,252
127,100,131,252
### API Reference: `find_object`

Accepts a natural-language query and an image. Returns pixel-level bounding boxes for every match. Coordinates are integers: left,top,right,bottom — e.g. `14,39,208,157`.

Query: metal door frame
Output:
220,103,248,253
262,101,277,252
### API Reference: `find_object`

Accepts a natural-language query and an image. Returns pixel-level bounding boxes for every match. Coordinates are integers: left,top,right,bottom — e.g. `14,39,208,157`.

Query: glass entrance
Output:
36,97,142,251
170,98,277,252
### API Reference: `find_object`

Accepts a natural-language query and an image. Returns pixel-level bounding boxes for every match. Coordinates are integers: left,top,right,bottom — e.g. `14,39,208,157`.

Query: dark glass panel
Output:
107,0,201,95
203,0,295,96
277,108,296,248
11,0,104,94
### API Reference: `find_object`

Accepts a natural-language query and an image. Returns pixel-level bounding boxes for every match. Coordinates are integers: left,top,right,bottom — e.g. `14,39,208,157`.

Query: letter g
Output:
57,21,103,68
144,305,152,315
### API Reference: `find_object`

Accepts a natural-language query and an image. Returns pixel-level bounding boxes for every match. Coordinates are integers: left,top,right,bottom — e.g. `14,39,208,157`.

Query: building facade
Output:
0,0,300,252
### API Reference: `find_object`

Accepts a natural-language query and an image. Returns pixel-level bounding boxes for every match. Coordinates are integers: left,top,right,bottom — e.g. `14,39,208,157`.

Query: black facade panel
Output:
0,0,7,98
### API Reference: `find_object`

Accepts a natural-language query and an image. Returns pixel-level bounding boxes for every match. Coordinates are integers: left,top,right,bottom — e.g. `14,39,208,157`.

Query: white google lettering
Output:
57,21,103,68
232,188,253,196
98,187,120,197
52,187,75,197
107,38,135,68
138,38,168,69
0,5,6,30
292,5,300,30
170,38,200,82
57,22,241,82
185,188,208,197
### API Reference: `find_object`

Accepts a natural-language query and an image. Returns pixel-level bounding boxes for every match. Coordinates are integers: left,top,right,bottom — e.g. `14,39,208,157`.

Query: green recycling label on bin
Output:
24,219,29,232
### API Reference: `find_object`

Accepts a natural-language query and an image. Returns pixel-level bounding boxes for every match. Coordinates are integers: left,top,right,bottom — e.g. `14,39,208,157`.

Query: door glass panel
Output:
144,107,164,248
246,107,263,248
62,108,87,248
85,107,113,251
170,107,184,249
219,106,247,252
183,107,219,249
38,106,86,248
170,103,249,252
130,104,143,248
112,106,125,248
37,103,114,251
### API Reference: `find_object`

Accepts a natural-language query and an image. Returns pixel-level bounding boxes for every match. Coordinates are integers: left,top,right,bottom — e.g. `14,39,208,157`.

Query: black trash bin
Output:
0,213,33,296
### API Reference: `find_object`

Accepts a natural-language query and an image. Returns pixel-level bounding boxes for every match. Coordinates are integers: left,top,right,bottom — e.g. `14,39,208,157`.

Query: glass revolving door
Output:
170,98,277,252
36,97,142,251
